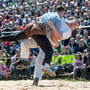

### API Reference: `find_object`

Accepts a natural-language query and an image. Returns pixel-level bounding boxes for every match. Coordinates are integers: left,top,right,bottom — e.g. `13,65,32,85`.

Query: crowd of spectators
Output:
0,0,90,80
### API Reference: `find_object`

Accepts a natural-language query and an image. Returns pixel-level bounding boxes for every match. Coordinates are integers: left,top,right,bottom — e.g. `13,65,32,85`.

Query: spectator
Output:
30,51,36,74
75,34,82,44
87,36,90,44
83,30,89,44
73,52,83,80
10,49,30,80
69,38,78,54
78,39,87,53
63,46,74,73
0,61,9,79
0,49,8,66
4,42,11,53
82,43,90,80
60,46,66,55
10,44,16,56
65,46,73,55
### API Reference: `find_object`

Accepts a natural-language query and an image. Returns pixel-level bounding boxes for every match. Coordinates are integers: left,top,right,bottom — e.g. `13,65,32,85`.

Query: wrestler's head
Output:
57,5,65,18
68,19,80,29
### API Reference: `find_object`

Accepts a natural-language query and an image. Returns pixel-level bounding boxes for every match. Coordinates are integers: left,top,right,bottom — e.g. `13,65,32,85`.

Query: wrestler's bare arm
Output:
47,21,63,40
51,31,59,47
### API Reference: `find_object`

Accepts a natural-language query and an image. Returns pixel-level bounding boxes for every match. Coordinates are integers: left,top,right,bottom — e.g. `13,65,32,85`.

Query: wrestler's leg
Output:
34,49,45,79
0,31,27,42
32,49,44,86
32,35,53,65
32,35,56,77
20,38,37,59
14,38,37,69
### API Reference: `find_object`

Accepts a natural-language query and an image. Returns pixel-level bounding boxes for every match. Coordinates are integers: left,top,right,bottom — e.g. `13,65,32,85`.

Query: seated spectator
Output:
65,46,72,55
20,20,27,30
75,34,82,44
9,49,20,77
69,37,78,54
51,50,65,75
14,21,20,30
72,29,78,38
29,51,36,74
10,49,31,80
0,49,8,66
87,36,90,44
63,46,74,73
78,39,87,53
83,30,89,44
73,52,83,80
2,49,10,67
10,44,16,56
4,42,11,53
0,61,9,79
52,49,62,66
60,46,66,55
13,59,31,80
82,43,90,80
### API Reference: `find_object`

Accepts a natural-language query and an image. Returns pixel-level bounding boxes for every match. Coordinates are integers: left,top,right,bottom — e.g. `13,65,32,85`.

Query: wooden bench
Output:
57,73,72,77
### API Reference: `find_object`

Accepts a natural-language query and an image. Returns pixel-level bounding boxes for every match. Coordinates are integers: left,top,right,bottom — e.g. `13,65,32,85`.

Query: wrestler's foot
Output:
16,60,30,70
42,63,56,77
32,79,39,86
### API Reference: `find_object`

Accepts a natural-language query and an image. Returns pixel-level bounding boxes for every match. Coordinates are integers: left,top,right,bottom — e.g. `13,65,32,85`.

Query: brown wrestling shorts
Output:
24,22,46,37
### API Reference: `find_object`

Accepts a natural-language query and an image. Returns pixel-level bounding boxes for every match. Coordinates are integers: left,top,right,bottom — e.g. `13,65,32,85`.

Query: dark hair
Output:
57,5,64,12
65,46,72,54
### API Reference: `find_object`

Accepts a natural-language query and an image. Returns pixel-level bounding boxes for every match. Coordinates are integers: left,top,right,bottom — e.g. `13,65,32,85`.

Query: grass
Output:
42,75,89,82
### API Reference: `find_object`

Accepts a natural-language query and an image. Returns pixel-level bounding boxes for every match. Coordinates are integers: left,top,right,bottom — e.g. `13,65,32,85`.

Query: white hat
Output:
25,14,28,17
82,6,85,9
15,20,19,23
23,20,26,23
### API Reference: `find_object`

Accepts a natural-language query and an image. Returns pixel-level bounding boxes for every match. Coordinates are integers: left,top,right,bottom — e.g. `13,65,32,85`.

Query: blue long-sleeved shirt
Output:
39,12,71,40
41,12,61,33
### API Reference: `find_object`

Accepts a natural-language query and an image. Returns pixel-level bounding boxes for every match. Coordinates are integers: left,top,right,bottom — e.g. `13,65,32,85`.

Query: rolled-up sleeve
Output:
62,30,71,40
